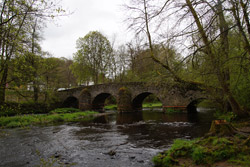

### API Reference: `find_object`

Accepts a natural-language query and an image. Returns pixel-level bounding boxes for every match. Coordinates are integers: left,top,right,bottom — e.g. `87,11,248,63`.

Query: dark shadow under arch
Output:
62,96,79,108
187,98,206,113
132,92,162,111
92,93,115,112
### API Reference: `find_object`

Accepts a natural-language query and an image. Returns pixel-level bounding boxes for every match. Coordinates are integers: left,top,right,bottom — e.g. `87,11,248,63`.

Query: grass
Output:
142,102,162,108
49,108,82,114
164,108,184,114
153,135,250,167
104,104,117,110
0,108,98,128
103,102,162,110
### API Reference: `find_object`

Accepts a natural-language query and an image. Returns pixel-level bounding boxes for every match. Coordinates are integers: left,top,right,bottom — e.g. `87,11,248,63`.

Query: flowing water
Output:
0,109,214,167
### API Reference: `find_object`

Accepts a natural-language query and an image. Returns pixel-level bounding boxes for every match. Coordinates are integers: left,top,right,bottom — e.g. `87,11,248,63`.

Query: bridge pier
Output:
79,88,92,111
117,87,133,112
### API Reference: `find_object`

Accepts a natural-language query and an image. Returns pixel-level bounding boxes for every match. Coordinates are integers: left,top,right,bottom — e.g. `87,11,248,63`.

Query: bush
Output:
214,111,237,122
0,102,61,116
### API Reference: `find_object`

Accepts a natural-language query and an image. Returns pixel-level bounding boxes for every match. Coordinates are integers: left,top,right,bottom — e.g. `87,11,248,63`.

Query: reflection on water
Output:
0,109,214,167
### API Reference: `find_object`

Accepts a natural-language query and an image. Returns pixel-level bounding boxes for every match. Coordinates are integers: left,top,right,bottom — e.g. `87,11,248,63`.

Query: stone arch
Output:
187,98,206,113
92,93,116,112
62,96,79,108
132,92,162,111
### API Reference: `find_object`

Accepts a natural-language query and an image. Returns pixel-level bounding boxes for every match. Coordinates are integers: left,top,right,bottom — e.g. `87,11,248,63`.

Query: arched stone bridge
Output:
57,82,206,113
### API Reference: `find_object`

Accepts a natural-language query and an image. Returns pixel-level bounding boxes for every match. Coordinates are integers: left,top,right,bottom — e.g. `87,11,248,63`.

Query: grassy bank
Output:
143,102,162,108
153,134,250,167
0,108,98,128
104,104,117,110
153,112,250,167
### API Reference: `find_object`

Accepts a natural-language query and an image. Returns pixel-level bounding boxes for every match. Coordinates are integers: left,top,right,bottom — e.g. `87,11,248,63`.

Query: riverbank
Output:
153,119,250,167
104,102,163,111
0,108,98,128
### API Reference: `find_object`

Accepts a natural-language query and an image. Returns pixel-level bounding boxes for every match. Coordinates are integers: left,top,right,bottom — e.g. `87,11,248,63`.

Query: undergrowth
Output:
153,136,250,167
213,111,237,122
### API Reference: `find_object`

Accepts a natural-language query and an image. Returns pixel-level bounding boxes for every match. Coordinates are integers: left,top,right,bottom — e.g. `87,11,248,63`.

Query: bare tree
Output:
124,0,250,117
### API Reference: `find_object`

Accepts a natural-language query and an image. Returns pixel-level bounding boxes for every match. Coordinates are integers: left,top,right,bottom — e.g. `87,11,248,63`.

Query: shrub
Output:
0,102,61,116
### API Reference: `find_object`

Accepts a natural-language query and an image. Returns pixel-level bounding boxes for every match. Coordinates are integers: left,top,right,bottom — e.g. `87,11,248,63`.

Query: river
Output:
0,109,214,167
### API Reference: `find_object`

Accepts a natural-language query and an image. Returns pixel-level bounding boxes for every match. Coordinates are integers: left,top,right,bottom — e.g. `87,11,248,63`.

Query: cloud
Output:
41,0,130,59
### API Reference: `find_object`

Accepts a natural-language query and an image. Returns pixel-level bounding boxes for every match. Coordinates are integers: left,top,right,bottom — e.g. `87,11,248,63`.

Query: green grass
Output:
104,102,162,110
0,109,98,128
49,108,82,114
153,136,250,167
104,104,117,110
142,102,162,108
164,108,183,114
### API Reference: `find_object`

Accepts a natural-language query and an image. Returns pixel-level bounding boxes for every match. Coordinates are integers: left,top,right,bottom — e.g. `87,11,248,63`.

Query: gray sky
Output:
41,0,131,59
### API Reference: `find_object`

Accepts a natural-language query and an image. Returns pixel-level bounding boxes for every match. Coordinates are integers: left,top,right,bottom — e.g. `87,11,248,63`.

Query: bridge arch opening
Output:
92,93,117,112
132,93,162,111
62,96,79,108
187,98,210,113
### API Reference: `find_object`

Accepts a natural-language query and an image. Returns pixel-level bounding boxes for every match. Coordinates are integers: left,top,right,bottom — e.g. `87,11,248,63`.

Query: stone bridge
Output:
57,82,206,113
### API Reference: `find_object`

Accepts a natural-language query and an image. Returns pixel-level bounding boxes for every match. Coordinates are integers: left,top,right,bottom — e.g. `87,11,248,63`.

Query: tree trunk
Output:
207,120,238,136
186,0,249,118
33,84,39,102
0,65,8,104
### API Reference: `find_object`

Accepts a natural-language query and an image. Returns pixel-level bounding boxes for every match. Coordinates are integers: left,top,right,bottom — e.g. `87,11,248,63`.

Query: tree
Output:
72,31,114,84
0,0,67,104
125,0,250,117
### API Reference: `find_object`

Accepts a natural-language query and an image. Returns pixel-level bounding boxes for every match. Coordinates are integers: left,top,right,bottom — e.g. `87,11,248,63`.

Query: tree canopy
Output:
71,31,114,85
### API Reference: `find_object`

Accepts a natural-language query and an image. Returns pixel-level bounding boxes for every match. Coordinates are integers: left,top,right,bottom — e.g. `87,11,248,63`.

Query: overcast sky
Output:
41,0,131,59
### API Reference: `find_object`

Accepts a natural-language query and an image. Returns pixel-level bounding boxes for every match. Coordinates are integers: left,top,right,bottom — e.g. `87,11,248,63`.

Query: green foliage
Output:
229,154,250,166
71,31,114,84
0,102,60,117
197,100,218,108
153,136,248,167
104,104,117,110
165,108,183,114
191,145,210,164
0,110,98,128
142,102,162,108
153,139,195,167
49,108,81,114
0,0,68,104
214,111,237,122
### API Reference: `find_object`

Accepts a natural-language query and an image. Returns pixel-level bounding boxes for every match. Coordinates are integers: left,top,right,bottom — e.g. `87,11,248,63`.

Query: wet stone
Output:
129,156,136,159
